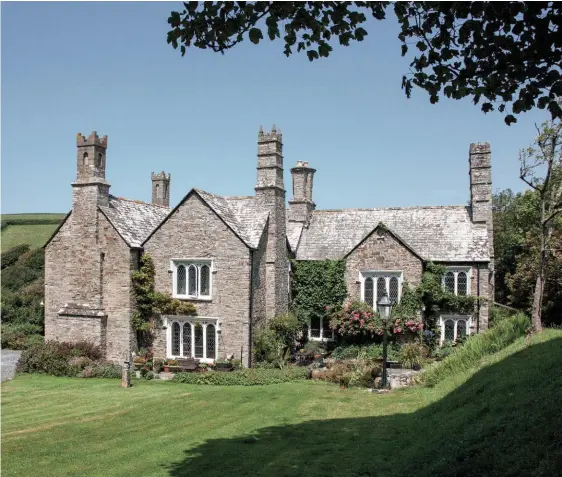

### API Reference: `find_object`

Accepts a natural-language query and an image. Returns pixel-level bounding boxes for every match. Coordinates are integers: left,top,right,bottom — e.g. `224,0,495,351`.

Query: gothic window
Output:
440,316,471,345
177,265,186,295
206,324,216,359
194,324,204,358
182,323,192,357
155,183,161,198
361,272,403,310
82,152,89,165
364,277,374,307
442,268,471,296
173,261,212,299
172,322,181,356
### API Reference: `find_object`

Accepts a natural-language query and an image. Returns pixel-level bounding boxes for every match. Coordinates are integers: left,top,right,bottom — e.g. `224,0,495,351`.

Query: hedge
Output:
173,367,310,385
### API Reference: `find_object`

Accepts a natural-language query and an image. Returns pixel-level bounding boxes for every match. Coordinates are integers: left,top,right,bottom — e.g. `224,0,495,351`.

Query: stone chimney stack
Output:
469,142,494,327
151,171,171,207
255,125,288,319
288,160,316,224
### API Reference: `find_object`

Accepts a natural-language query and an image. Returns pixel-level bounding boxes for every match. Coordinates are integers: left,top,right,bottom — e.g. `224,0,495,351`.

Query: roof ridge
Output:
109,194,170,209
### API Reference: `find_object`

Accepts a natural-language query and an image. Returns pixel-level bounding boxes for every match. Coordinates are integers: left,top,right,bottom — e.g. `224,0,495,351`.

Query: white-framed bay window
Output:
439,315,472,344
442,266,472,296
361,271,403,309
166,317,218,363
171,259,213,300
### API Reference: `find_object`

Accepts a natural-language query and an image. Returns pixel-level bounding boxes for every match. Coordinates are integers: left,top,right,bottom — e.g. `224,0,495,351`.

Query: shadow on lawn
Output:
167,338,562,477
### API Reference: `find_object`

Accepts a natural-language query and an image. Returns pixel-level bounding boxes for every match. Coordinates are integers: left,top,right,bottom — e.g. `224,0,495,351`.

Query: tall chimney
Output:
288,161,316,224
151,171,171,207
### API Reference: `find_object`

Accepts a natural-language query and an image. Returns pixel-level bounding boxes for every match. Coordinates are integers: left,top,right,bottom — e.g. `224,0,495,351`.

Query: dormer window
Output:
172,260,212,300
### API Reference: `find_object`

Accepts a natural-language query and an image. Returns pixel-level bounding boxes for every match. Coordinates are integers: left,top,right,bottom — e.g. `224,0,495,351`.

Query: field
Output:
1,213,66,251
2,329,561,477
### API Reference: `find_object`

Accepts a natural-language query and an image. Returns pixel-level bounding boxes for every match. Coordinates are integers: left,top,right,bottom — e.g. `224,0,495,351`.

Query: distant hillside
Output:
1,213,66,252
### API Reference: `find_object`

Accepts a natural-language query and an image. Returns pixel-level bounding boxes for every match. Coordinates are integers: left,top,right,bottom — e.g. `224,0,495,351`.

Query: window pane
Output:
457,320,467,339
322,317,332,339
182,323,192,357
177,265,186,295
444,272,455,293
188,265,197,296
364,277,374,307
310,316,321,338
172,322,180,356
457,272,467,296
444,320,455,341
200,265,210,296
194,324,204,358
376,277,386,304
389,277,399,304
206,324,216,359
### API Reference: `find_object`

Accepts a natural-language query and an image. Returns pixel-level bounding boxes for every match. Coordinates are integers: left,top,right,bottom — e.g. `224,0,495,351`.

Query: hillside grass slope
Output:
2,328,561,477
1,213,65,251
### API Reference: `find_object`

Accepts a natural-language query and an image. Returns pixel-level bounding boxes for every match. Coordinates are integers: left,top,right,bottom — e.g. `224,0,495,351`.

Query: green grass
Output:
2,329,561,477
1,213,66,251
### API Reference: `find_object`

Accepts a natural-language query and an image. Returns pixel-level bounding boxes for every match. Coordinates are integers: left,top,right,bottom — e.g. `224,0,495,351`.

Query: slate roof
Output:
286,221,303,252
99,195,170,247
294,206,489,262
195,189,269,249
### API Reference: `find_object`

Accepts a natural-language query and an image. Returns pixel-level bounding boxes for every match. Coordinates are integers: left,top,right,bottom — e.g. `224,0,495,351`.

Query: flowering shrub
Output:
391,317,424,334
328,300,384,339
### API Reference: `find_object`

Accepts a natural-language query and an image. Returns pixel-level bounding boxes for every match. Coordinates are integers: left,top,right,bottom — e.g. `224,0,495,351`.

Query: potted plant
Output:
214,359,234,372
163,359,179,373
133,356,146,370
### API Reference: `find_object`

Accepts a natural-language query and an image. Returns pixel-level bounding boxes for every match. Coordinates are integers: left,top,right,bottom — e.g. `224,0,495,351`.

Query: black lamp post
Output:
378,292,393,389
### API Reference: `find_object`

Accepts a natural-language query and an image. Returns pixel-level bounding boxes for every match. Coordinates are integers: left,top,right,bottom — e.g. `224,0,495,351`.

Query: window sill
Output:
308,337,334,342
173,296,212,302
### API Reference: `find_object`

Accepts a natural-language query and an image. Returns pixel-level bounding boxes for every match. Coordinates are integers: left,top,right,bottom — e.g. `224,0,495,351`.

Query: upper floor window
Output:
442,267,471,296
361,271,403,310
172,260,212,300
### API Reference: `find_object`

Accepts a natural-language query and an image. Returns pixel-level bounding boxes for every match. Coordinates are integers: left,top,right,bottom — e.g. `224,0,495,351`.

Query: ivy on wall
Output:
132,253,196,347
290,259,347,325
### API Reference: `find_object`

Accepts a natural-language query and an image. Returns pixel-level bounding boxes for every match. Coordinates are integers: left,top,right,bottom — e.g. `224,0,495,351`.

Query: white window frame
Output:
171,259,213,301
439,315,472,345
307,316,334,342
441,266,472,296
165,316,219,364
360,271,403,310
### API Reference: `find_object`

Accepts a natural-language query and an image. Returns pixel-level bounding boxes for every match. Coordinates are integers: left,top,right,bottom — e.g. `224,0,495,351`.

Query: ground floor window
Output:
307,316,334,341
439,315,471,344
167,318,218,362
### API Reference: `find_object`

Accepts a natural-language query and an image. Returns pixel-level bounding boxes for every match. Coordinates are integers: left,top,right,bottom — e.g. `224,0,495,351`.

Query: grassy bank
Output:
2,329,561,477
1,213,66,251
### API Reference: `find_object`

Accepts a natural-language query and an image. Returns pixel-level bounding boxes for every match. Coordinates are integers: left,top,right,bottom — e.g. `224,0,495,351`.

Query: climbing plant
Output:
131,253,196,347
290,259,347,327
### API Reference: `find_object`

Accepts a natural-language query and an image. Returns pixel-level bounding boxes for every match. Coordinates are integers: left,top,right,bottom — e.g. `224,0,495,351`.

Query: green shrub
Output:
1,244,31,270
432,340,455,360
420,313,530,387
252,313,301,367
81,364,122,379
173,367,309,385
399,343,424,369
145,371,154,380
324,360,381,388
1,323,43,350
331,343,402,361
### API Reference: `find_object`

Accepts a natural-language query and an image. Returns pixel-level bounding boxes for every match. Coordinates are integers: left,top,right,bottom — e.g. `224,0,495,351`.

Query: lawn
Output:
1,213,66,251
2,330,562,477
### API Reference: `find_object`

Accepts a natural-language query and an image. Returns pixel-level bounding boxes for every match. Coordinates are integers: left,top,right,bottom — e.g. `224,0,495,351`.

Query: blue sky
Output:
1,2,549,214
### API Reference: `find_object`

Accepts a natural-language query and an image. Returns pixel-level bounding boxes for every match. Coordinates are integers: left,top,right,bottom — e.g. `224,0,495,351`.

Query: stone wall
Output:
144,192,252,366
345,228,424,300
251,222,268,328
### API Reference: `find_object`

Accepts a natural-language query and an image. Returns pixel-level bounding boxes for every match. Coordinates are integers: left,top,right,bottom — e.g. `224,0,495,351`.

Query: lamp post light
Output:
378,292,393,389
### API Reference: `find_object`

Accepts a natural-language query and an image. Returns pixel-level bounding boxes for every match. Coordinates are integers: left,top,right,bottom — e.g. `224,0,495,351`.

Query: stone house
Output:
44,128,494,366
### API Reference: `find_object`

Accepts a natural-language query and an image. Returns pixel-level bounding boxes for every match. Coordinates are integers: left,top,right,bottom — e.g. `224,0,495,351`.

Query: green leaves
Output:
248,27,263,44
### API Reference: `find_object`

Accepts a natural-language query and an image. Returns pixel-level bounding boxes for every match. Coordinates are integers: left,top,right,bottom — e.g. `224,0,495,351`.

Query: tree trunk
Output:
530,269,544,332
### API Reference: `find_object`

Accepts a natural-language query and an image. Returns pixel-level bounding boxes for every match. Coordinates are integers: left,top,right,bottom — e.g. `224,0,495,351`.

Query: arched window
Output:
82,152,89,165
177,265,186,295
457,272,468,296
206,324,216,359
172,322,181,356
377,277,386,301
364,277,373,307
182,323,192,357
188,265,197,296
200,265,210,296
194,324,204,358
444,272,455,293
444,319,455,342
155,183,161,198
98,153,103,167
457,320,467,339
389,277,399,303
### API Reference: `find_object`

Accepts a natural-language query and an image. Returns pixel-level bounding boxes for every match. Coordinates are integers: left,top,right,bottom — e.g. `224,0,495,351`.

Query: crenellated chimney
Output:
288,160,316,224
